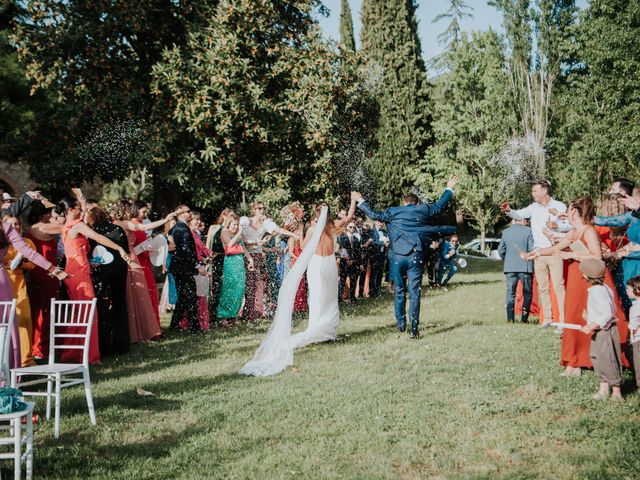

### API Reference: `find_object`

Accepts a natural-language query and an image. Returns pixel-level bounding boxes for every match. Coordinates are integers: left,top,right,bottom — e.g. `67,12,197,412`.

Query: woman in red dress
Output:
526,196,629,376
289,221,308,312
55,198,131,364
131,201,161,328
26,202,62,359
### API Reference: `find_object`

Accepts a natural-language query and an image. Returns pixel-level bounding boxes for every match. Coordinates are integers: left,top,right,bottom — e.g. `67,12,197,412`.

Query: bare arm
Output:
334,199,357,230
125,214,174,232
31,223,63,236
75,222,129,262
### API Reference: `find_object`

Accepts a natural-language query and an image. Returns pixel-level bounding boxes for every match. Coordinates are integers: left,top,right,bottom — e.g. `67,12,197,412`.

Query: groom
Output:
352,176,458,338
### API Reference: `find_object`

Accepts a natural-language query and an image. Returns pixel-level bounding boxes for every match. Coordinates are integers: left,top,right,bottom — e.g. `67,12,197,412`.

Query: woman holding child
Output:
526,197,629,377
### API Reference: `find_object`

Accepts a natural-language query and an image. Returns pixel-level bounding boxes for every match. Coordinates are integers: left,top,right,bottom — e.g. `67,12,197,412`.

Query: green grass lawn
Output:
15,258,640,479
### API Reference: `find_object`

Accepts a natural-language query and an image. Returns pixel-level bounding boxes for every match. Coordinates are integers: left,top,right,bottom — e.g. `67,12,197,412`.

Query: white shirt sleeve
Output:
587,286,616,328
507,204,532,221
263,218,278,235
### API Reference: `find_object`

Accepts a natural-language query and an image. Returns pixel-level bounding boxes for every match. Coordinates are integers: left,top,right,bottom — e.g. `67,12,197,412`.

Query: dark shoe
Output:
521,318,529,324
410,331,420,339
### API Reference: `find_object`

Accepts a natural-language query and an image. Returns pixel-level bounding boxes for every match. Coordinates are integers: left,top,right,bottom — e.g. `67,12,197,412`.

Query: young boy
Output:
579,259,623,401
626,276,640,390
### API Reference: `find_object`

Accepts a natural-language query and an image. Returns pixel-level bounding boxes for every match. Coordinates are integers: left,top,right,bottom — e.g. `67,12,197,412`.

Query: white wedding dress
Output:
239,207,340,377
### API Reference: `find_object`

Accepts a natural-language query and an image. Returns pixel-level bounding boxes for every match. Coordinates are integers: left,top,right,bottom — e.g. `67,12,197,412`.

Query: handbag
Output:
0,388,27,414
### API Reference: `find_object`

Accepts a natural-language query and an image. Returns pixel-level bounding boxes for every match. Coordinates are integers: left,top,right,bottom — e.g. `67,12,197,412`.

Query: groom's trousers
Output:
390,249,425,335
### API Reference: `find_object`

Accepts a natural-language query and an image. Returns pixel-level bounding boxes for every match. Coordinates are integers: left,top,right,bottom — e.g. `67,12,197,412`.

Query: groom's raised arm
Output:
417,176,457,219
352,192,392,223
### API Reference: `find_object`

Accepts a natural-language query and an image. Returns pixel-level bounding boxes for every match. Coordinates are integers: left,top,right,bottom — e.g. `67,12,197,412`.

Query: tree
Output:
430,0,474,73
550,0,640,200
360,0,433,206
152,0,379,209
490,0,577,175
417,31,517,246
11,0,192,202
339,0,356,51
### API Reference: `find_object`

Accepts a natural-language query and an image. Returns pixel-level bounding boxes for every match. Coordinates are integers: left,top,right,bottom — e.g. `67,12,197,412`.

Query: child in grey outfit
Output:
579,259,623,402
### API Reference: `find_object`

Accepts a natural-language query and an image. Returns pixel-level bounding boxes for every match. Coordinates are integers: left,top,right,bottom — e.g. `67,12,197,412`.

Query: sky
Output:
316,0,589,64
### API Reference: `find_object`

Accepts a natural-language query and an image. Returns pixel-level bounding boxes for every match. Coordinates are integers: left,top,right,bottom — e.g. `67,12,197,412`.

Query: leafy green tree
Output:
360,0,433,206
417,31,517,245
152,0,378,209
11,0,191,201
430,0,474,73
550,0,640,199
490,0,577,176
340,0,356,51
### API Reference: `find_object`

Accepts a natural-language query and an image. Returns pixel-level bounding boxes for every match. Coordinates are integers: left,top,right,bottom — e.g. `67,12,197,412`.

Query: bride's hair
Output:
314,202,335,236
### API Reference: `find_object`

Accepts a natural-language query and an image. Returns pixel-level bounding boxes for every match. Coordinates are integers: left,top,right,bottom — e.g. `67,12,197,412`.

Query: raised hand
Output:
351,191,362,202
619,193,640,211
446,175,458,190
500,202,511,213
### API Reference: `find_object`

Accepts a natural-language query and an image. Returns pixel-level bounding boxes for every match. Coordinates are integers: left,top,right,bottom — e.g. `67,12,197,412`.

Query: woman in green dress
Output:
218,213,254,326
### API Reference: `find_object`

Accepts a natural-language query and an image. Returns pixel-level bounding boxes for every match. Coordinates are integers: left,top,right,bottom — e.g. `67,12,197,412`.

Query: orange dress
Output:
61,220,100,364
560,234,629,369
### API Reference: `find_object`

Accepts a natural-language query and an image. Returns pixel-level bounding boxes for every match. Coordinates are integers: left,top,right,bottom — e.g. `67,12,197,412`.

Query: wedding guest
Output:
579,259,623,401
608,177,634,197
356,220,373,298
0,216,65,371
218,213,254,326
112,200,172,341
437,234,460,290
338,221,362,303
2,215,38,366
289,220,308,312
369,220,389,298
190,211,206,242
498,219,534,323
525,196,629,377
159,219,178,313
242,201,298,321
502,180,569,327
206,209,231,319
169,205,202,332
130,200,161,328
86,207,131,356
596,194,630,311
626,276,640,390
26,202,61,360
179,211,212,331
1,191,42,218
56,197,129,364
425,239,441,288
595,196,640,314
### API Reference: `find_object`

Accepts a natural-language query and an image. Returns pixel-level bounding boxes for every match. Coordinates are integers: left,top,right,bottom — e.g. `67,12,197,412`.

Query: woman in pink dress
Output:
131,201,161,328
55,198,130,364
111,200,175,342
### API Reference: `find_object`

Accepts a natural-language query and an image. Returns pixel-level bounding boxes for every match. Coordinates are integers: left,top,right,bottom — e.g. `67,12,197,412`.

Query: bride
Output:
240,198,356,377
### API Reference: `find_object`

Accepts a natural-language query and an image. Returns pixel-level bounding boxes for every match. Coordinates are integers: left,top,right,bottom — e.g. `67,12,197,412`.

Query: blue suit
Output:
358,190,456,335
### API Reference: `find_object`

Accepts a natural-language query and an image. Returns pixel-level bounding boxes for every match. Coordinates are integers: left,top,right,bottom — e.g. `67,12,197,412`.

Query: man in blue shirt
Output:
437,234,459,291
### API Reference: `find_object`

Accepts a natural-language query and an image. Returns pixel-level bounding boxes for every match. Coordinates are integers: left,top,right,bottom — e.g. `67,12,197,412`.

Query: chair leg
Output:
46,376,52,421
54,373,61,439
26,411,33,480
10,370,16,388
83,369,96,426
13,418,21,480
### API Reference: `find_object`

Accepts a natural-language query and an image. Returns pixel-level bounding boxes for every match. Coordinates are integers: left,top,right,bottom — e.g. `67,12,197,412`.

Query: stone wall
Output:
0,159,37,195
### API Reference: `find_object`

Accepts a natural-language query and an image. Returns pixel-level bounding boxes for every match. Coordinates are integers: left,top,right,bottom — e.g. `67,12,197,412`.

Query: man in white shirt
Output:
501,180,567,326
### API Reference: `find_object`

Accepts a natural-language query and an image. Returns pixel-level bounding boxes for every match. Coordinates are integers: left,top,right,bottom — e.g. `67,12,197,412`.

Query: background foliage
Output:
1,0,639,228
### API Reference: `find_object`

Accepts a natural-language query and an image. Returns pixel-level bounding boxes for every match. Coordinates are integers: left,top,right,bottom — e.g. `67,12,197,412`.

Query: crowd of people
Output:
1,190,462,371
498,178,640,401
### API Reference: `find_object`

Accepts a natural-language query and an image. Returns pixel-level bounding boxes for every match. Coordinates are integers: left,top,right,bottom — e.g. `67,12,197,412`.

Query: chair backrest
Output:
49,298,98,366
0,300,17,373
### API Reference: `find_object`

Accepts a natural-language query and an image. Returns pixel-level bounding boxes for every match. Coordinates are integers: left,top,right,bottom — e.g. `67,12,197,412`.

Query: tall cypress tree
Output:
339,0,356,51
360,0,433,205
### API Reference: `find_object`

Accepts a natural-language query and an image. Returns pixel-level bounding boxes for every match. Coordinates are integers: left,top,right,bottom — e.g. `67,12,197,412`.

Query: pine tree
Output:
360,0,433,205
339,0,356,51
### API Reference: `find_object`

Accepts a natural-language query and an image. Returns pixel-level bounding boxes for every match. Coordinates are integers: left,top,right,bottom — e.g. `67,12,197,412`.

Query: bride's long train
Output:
239,206,329,377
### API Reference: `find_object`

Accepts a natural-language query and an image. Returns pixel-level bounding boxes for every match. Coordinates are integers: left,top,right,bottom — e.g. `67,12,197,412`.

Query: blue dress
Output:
595,212,640,311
